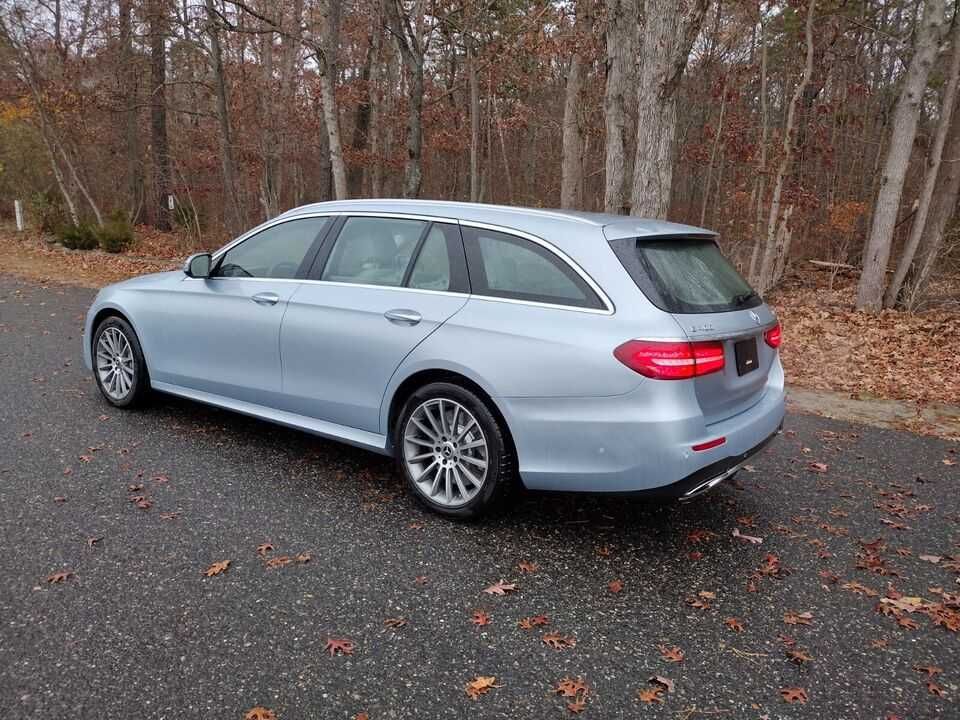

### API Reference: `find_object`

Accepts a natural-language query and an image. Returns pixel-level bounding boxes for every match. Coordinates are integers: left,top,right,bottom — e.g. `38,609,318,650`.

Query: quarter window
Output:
321,217,427,287
462,227,603,309
214,217,328,279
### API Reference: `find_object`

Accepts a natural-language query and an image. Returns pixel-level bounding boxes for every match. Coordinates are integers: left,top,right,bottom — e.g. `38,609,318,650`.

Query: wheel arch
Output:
384,368,517,462
88,304,150,377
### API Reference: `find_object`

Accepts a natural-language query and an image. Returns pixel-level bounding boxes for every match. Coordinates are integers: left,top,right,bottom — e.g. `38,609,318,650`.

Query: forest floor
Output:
1,224,958,439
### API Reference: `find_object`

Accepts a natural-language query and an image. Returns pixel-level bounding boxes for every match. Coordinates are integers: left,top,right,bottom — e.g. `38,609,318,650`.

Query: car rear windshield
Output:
609,236,761,314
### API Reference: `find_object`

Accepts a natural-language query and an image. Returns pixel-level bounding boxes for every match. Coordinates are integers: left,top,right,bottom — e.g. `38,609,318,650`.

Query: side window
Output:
321,217,427,287
407,224,453,291
214,217,328,279
462,227,603,309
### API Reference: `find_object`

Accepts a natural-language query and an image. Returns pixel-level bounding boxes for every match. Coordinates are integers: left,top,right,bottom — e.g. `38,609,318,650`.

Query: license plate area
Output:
734,338,759,376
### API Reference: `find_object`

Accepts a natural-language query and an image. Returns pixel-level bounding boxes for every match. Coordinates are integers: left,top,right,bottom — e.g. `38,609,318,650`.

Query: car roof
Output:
280,200,715,245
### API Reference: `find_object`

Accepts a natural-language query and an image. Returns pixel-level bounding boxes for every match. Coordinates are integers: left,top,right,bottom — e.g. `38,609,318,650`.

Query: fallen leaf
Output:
637,686,665,704
325,638,355,656
203,560,231,577
471,610,491,626
808,462,828,473
608,579,624,593
86,536,103,547
650,675,675,693
53,496,66,503
518,614,549,630
914,664,942,677
787,648,813,665
927,682,945,697
483,580,518,596
919,555,942,564
780,687,808,704
658,645,684,663
265,556,292,569
46,570,73,584
414,575,428,585
724,617,744,632
384,617,407,629
517,561,539,573
465,675,499,700
256,543,274,556
542,632,576,650
243,707,277,720
555,677,589,698
784,611,813,626
243,708,276,720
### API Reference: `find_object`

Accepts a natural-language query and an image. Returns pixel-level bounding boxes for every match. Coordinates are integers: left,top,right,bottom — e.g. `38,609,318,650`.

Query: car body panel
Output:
83,200,786,498
279,282,468,432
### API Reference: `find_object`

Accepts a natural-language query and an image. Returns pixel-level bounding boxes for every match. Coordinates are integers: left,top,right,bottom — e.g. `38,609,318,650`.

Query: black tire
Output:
91,315,150,408
394,381,514,519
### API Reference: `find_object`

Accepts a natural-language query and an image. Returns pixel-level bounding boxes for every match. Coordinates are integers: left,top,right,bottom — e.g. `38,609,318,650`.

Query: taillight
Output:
614,340,725,380
764,322,782,349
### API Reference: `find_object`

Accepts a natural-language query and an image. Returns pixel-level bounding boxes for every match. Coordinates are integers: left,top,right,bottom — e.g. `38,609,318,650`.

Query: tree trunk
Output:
387,0,427,199
755,0,816,294
885,17,960,308
365,13,384,197
748,13,769,281
318,0,348,200
856,0,946,311
205,0,244,235
630,0,709,218
148,0,172,231
561,1,590,209
902,98,960,309
603,0,634,214
348,25,377,196
468,41,480,203
119,0,143,223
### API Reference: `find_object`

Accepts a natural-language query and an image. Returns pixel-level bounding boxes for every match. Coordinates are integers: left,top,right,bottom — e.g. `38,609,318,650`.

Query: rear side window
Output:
462,227,604,310
321,217,427,287
609,237,761,314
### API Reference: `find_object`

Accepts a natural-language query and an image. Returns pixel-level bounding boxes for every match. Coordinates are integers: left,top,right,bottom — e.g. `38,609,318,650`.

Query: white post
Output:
14,200,24,231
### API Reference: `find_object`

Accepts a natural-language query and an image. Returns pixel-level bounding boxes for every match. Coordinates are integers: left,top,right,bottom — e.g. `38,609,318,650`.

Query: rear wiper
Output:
732,291,758,306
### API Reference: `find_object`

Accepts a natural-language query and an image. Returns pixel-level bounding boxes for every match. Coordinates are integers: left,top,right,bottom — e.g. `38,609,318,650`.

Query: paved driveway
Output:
0,274,957,719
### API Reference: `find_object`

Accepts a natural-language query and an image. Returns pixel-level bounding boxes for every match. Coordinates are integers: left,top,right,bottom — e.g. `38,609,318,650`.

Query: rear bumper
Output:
499,358,785,494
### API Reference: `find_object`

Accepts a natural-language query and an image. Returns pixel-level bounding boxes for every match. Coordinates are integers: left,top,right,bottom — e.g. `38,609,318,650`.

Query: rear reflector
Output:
692,436,726,452
614,339,725,380
764,322,782,349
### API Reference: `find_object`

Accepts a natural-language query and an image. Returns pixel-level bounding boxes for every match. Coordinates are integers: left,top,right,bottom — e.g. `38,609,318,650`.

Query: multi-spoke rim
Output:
403,398,488,508
95,327,135,401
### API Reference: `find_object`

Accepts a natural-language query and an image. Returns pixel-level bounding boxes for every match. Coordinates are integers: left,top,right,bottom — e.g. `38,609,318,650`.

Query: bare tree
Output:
603,0,635,214
856,0,947,311
630,0,709,218
885,15,960,308
560,0,591,209
754,0,816,293
148,0,172,230
119,0,143,223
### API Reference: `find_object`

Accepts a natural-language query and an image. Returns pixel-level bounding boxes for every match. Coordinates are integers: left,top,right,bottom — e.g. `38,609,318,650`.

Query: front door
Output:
143,216,330,408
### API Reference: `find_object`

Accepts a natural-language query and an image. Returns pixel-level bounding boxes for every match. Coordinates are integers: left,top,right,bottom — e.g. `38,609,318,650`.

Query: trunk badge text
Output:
749,311,761,325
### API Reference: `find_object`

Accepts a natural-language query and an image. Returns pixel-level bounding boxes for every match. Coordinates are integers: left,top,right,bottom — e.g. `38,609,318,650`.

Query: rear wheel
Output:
92,316,150,408
395,382,512,519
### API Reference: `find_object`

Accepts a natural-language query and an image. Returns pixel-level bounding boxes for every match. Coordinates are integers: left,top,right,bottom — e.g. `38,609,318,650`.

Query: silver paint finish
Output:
83,200,785,495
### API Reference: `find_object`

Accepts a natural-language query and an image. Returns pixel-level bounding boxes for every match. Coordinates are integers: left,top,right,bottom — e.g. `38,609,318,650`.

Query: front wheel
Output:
395,382,513,519
92,316,150,408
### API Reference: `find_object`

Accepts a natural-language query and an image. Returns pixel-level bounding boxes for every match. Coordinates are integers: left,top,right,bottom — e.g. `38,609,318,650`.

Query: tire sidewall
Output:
92,316,148,408
395,382,506,519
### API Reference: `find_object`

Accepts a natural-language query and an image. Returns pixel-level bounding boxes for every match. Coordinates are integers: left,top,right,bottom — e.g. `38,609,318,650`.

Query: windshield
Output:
609,236,761,314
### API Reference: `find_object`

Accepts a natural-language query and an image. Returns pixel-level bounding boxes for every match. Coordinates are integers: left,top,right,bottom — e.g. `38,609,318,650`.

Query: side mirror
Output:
183,253,212,278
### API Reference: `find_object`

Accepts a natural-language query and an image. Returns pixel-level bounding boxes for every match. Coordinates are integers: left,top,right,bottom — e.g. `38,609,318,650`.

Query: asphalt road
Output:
1,273,958,720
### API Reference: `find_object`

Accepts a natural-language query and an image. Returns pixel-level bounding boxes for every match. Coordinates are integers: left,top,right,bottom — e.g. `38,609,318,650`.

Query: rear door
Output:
608,235,778,424
279,216,469,433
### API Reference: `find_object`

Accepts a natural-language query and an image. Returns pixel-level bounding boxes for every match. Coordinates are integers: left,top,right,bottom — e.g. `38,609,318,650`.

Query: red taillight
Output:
614,340,725,380
764,322,782,349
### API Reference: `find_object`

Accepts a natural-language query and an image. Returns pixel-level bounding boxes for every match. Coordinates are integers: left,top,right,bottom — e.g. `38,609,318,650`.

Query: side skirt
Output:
151,381,390,455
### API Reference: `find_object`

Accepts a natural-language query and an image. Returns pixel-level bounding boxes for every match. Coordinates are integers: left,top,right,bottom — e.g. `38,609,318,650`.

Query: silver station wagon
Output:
83,200,785,517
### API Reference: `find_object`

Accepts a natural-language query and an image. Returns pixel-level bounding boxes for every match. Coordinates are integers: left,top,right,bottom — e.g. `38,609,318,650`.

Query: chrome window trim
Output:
457,219,615,315
207,212,615,316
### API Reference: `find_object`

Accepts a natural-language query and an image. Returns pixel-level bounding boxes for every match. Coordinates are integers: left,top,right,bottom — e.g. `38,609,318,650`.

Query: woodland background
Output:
1,0,959,313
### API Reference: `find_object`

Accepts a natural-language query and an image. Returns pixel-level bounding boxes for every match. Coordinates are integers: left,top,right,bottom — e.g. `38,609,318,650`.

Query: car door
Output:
143,216,331,407
280,216,469,433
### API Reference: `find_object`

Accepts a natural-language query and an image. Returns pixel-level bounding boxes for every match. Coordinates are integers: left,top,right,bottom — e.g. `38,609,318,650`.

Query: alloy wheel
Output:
403,398,489,507
96,327,136,401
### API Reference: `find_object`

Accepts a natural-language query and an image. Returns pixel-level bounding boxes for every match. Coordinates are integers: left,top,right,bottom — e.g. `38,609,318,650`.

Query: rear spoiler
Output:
602,219,717,242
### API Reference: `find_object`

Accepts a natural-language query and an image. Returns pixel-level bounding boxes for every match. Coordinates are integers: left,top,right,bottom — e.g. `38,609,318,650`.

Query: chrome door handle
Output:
384,308,422,325
251,292,280,306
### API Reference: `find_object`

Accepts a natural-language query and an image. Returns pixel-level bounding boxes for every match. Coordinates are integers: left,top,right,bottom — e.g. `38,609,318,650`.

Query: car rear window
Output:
609,236,761,314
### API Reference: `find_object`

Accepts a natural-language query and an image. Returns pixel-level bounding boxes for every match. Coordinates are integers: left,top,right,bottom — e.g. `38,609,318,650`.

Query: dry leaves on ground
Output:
465,676,499,700
203,560,231,577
